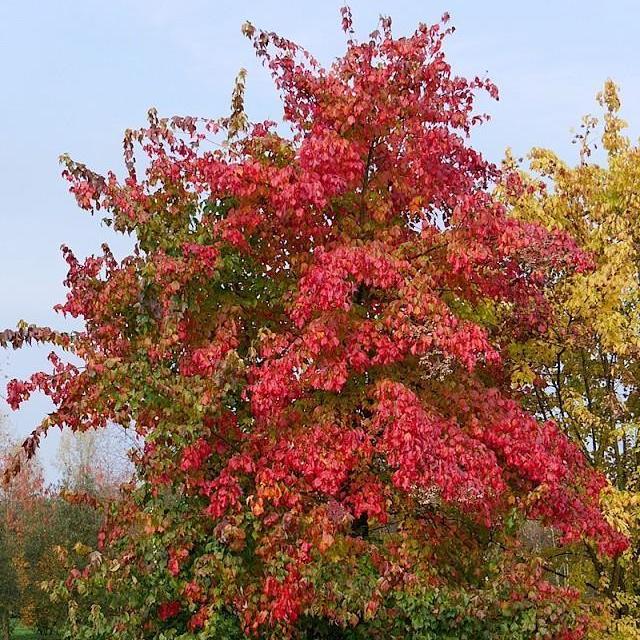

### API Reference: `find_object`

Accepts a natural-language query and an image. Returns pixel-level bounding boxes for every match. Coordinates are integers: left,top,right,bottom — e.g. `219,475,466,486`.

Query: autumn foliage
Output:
1,10,630,639
504,80,640,638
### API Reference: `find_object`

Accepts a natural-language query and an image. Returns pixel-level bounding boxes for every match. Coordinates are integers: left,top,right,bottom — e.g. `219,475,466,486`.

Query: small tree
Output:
1,422,105,639
16,492,103,638
0,518,18,640
0,424,17,640
0,425,44,640
2,11,628,639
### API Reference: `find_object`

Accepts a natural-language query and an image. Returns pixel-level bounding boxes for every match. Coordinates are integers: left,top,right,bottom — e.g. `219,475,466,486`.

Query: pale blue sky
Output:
1,1,639,480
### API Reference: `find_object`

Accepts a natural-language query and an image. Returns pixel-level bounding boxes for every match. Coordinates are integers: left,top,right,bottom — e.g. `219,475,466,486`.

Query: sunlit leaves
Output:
2,12,628,640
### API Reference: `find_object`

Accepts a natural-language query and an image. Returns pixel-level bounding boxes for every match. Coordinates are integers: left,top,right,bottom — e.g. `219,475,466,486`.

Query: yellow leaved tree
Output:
503,80,640,638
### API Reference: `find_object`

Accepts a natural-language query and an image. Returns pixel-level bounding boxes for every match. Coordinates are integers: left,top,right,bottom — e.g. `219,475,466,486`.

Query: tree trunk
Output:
0,609,10,640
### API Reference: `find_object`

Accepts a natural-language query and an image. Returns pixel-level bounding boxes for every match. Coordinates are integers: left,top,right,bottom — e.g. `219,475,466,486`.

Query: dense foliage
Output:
1,11,631,640
0,428,41,640
504,80,640,638
0,428,104,640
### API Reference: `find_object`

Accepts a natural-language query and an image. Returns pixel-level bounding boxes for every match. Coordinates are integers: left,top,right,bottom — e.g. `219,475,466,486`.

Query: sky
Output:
1,0,639,481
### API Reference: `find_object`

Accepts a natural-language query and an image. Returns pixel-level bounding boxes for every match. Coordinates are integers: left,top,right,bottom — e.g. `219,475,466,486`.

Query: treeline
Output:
0,429,131,639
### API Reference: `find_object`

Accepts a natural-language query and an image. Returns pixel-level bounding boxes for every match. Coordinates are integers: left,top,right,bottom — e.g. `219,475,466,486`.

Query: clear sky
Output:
1,0,639,481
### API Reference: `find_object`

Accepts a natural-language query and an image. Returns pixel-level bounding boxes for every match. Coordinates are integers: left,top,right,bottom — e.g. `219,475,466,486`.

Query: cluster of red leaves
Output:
2,10,627,640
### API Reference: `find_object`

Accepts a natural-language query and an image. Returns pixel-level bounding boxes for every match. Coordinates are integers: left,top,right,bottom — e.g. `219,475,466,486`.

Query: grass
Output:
11,620,39,639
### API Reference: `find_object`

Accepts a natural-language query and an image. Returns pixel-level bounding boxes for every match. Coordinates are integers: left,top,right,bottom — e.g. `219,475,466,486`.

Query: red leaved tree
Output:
1,10,627,639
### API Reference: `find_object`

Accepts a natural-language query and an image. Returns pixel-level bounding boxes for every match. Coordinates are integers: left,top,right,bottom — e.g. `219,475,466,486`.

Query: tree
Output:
15,491,103,638
503,80,640,638
1,11,629,639
0,428,18,640
0,424,44,640
1,419,106,639
0,526,17,640
57,427,134,495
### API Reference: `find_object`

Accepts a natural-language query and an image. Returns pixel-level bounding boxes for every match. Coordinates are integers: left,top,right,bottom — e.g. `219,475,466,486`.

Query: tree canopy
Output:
1,11,632,640
503,79,640,639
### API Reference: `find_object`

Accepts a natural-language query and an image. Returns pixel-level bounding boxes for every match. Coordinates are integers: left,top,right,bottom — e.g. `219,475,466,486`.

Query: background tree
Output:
15,492,103,639
0,423,45,640
56,428,134,495
2,12,630,640
0,525,17,640
0,425,19,640
1,422,108,639
503,80,640,638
